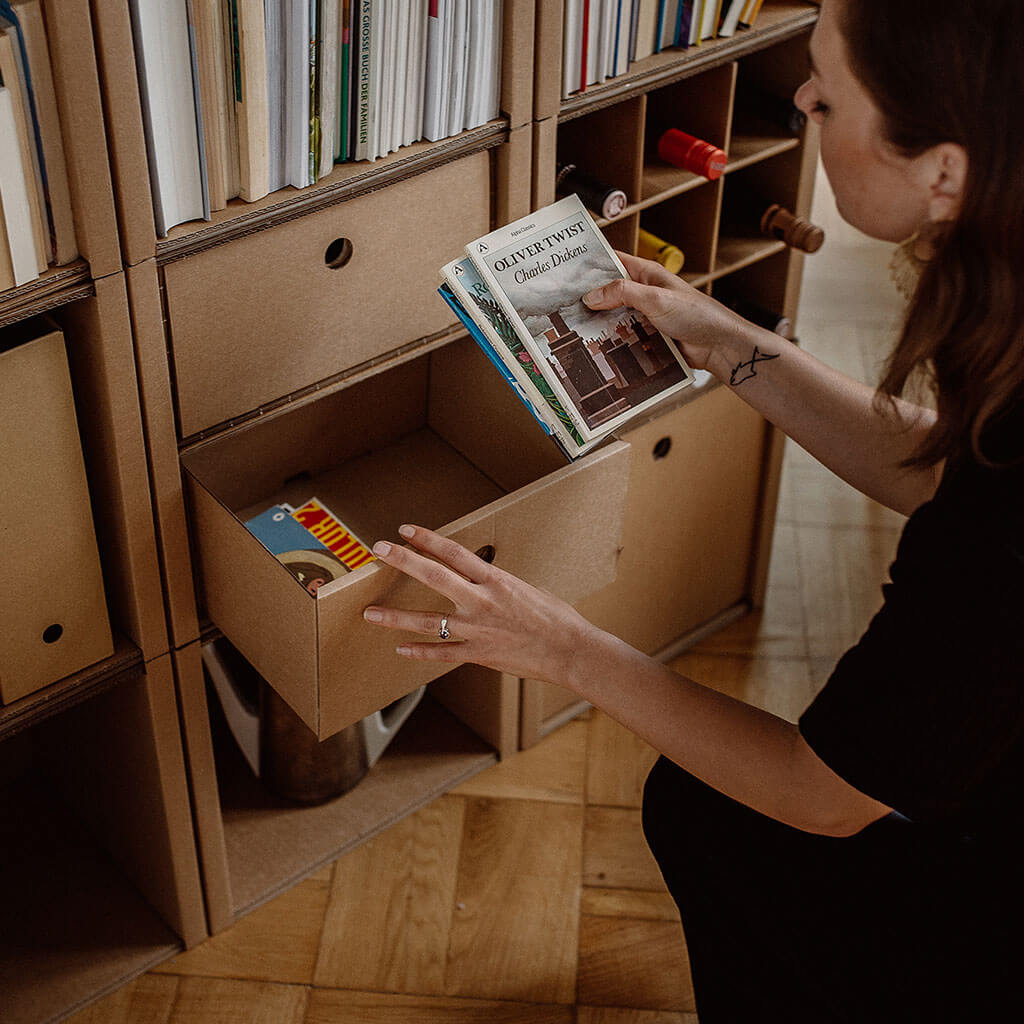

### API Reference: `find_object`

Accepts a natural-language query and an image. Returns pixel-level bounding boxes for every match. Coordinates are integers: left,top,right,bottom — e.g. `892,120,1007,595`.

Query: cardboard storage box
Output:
163,152,493,438
0,324,113,703
182,337,631,739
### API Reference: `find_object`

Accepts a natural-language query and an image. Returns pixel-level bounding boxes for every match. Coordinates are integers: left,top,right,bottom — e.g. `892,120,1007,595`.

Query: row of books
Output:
130,0,503,237
563,0,767,98
0,1,77,293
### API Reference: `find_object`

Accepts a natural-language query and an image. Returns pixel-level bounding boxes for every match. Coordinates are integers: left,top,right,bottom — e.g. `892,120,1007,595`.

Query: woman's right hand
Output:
584,251,761,375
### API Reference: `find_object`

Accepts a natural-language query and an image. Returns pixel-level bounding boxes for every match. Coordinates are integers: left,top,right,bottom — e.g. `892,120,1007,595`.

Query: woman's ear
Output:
923,142,969,223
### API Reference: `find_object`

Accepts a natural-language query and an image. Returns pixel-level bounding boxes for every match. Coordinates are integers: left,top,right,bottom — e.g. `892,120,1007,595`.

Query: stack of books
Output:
129,0,504,236
563,0,768,99
0,1,77,292
440,194,697,461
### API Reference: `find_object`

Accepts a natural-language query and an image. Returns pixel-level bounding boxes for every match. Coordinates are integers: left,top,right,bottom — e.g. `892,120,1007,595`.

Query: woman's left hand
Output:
362,524,599,688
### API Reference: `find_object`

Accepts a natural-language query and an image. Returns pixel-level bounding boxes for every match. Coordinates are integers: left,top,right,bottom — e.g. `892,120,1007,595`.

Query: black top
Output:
799,398,1024,847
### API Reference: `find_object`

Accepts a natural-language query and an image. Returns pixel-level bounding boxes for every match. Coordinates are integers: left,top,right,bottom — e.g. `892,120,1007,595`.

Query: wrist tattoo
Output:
730,346,779,386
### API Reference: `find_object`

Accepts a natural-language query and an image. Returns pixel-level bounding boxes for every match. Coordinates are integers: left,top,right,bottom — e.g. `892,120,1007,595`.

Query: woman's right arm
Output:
585,254,942,516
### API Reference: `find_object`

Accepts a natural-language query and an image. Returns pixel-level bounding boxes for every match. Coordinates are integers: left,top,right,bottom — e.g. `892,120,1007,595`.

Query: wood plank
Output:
585,713,658,809
582,806,666,892
306,990,574,1024
445,798,583,1004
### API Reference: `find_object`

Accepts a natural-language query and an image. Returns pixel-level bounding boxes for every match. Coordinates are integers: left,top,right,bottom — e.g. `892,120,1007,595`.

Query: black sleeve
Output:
798,495,1024,826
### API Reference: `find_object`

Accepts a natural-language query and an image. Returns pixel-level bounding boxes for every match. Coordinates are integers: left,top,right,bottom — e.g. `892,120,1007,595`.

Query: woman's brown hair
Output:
838,0,1024,466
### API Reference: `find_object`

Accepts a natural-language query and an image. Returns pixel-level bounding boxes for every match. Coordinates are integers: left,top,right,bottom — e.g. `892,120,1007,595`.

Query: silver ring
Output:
438,616,451,640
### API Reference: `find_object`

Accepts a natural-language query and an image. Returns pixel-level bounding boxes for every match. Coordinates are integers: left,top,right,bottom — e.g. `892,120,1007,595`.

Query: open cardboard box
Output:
182,337,631,739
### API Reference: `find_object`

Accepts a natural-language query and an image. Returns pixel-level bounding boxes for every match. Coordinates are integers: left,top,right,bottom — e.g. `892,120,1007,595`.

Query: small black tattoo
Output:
730,346,780,385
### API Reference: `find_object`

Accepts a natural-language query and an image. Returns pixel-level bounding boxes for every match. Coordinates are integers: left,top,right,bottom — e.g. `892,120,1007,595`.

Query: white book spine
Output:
0,86,38,285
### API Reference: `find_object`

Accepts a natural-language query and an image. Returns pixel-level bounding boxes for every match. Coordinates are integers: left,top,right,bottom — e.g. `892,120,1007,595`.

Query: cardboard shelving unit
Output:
0,3,207,1019
521,0,820,744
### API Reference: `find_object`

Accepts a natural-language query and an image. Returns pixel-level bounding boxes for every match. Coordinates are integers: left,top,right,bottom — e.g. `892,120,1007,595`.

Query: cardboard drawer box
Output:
164,151,493,438
181,337,631,739
0,325,114,703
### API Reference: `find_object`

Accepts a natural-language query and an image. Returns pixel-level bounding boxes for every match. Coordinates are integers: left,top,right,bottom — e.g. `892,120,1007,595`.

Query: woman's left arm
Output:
364,525,891,838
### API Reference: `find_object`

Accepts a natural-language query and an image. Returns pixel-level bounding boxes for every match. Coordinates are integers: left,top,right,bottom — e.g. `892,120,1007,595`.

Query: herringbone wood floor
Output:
67,172,908,1024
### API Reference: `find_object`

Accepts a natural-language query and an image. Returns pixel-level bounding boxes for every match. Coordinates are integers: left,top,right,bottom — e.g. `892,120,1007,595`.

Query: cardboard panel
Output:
431,665,520,760
44,0,121,277
126,259,200,646
173,641,234,935
89,0,159,265
495,123,532,228
164,152,492,437
502,0,537,129
532,117,558,211
35,653,206,946
0,326,112,702
185,472,320,724
534,0,565,121
533,0,564,121
58,275,169,658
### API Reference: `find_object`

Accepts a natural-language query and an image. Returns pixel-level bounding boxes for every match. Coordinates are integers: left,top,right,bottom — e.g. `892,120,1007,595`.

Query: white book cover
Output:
403,0,427,144
633,0,659,61
390,0,408,154
690,0,705,44
562,0,583,97
283,0,310,185
613,0,632,77
318,0,339,177
701,0,722,39
446,0,468,138
127,0,205,235
0,85,37,285
265,0,287,192
462,0,486,129
659,0,680,51
484,0,502,124
598,0,616,82
585,0,601,86
353,0,377,159
422,0,452,141
465,194,695,444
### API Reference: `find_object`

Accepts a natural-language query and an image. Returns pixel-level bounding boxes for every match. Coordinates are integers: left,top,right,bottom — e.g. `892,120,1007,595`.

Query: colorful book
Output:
290,497,376,570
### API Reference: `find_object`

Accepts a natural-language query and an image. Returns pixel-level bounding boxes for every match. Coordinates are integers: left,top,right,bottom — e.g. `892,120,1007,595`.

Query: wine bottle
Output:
556,163,628,219
638,228,685,274
657,129,727,180
726,189,825,253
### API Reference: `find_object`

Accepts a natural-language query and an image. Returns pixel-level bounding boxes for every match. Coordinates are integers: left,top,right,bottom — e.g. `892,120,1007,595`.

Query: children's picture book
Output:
446,193,695,457
244,499,374,595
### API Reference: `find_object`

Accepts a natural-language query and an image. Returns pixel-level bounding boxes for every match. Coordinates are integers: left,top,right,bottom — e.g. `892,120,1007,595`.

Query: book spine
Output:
354,0,373,159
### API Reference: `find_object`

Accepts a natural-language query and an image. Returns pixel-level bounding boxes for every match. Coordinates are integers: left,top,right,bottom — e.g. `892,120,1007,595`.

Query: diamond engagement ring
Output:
438,616,451,640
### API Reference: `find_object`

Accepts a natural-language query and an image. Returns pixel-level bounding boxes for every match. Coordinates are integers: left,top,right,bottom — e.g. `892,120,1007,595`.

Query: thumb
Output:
583,279,633,310
584,278,667,318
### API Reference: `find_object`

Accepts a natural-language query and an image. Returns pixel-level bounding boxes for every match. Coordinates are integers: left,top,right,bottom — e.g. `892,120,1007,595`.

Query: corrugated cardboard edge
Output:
534,0,565,121
173,640,235,935
59,274,169,659
502,0,537,130
45,0,122,277
125,259,200,646
89,0,159,266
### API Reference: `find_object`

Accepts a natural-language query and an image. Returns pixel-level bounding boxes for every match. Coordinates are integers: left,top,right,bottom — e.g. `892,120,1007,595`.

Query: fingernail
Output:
363,608,383,623
396,646,412,657
398,524,415,538
373,541,391,556
583,287,602,306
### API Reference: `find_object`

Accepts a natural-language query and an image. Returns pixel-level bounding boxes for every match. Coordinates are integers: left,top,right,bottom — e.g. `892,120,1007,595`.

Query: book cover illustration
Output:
441,256,596,458
466,194,695,444
243,503,348,595
290,497,376,571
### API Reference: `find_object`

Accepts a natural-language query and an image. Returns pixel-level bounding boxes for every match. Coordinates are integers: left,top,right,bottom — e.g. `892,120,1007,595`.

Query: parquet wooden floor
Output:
67,169,908,1023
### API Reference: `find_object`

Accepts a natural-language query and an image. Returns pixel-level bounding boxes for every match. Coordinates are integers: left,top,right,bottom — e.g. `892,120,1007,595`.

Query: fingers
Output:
615,251,688,290
363,604,462,640
394,524,495,585
583,277,675,322
370,527,483,603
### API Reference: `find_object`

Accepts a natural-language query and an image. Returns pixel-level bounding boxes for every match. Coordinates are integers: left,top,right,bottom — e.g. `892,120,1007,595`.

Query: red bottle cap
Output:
657,129,727,180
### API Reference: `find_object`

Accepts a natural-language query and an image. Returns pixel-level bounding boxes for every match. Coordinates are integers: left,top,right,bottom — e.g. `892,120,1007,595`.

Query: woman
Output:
363,0,1024,1018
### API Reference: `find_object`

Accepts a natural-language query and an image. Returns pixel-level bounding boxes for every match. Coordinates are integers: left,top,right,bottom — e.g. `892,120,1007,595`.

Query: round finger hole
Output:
652,437,672,460
324,237,354,269
475,544,496,563
43,623,63,644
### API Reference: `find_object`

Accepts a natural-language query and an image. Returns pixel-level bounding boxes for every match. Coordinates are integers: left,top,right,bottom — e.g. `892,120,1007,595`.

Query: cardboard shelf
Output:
0,261,94,330
156,122,508,264
0,773,181,1024
558,2,819,122
210,692,496,917
0,633,143,742
712,234,789,279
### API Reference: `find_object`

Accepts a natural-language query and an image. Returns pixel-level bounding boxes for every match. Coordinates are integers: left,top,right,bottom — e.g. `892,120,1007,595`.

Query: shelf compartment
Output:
639,182,723,282
181,336,631,740
163,151,492,438
558,2,819,122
